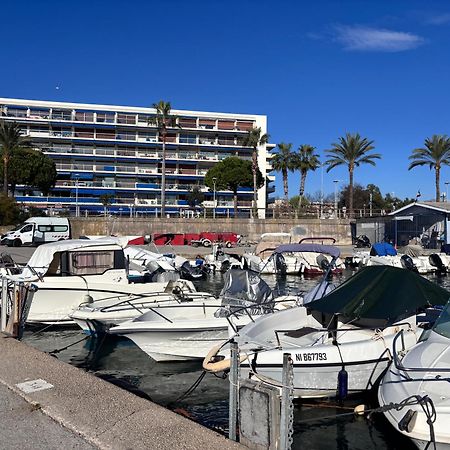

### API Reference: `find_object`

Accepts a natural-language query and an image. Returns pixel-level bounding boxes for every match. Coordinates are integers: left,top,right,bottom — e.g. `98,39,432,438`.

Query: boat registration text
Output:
295,352,327,362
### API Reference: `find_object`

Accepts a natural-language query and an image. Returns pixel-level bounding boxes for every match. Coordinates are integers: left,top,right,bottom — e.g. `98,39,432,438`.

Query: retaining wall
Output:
69,217,353,244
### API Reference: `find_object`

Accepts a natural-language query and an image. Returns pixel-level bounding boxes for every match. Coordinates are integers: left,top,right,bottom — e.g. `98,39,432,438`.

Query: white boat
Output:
203,243,244,272
203,265,450,399
14,239,198,325
243,238,345,275
378,302,450,450
124,246,178,283
108,269,298,362
350,242,449,274
244,243,345,275
70,280,215,334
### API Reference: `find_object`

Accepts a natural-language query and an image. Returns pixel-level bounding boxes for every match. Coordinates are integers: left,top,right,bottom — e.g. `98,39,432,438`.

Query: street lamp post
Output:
74,174,80,217
369,191,373,217
333,180,339,218
445,182,449,202
213,177,217,219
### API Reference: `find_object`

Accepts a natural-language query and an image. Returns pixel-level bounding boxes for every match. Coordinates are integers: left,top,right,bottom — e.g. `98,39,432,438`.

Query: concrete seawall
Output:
69,217,353,244
0,335,242,449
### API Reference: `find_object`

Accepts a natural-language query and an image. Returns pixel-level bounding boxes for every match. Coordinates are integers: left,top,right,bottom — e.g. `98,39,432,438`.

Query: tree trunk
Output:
252,147,258,214
349,165,354,218
161,129,166,217
3,154,8,196
233,192,238,218
436,166,441,202
283,168,289,202
299,170,307,208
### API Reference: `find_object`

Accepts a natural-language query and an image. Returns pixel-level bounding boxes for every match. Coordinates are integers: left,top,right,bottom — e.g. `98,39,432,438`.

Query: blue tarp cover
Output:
371,242,397,256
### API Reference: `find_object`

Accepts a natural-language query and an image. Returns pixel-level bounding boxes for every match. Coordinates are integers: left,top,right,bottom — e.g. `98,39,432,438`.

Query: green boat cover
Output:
307,266,450,326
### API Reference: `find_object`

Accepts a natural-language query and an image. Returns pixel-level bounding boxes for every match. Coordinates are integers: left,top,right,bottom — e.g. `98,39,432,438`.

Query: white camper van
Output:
2,217,71,247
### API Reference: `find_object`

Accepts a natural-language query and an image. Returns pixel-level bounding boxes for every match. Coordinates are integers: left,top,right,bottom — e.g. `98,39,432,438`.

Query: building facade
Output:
0,98,275,217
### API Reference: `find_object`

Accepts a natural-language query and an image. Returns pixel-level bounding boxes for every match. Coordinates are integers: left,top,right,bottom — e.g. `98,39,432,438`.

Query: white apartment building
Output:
0,98,275,217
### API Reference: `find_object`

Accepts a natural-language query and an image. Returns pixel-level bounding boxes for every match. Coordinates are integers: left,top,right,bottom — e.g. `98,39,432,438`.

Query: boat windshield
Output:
431,301,450,339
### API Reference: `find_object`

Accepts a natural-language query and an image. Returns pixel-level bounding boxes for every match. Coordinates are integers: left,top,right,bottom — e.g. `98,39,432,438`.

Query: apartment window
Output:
7,108,27,118
96,129,115,140
218,120,235,130
218,135,236,145
96,112,115,123
29,126,48,135
50,144,72,153
116,131,136,141
117,113,136,124
75,111,94,122
159,133,176,143
138,132,157,142
117,147,136,156
138,114,152,123
102,177,116,187
29,109,50,119
236,121,254,131
72,146,94,155
51,109,72,121
178,117,196,128
95,146,115,156
74,128,94,138
199,134,215,145
52,127,73,137
198,118,216,129
179,134,197,144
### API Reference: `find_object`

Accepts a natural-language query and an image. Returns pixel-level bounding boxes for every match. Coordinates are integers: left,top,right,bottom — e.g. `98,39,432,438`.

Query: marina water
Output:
24,269,448,449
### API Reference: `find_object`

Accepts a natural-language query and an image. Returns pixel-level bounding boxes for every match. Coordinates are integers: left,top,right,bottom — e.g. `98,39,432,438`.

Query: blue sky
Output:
2,0,450,200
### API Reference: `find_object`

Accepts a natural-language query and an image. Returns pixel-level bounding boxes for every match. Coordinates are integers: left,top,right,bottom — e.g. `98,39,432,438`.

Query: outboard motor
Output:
316,254,330,272
400,254,418,272
179,261,205,280
273,253,287,275
429,253,447,275
355,235,371,248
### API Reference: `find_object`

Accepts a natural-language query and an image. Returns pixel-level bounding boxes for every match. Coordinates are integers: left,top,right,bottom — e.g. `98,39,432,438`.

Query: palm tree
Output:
325,133,381,218
408,135,450,201
0,121,31,196
149,101,178,217
293,144,321,208
99,193,114,217
271,143,294,202
242,127,269,215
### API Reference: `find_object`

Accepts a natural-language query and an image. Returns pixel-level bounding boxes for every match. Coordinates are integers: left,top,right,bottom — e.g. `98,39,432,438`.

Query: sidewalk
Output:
0,335,242,450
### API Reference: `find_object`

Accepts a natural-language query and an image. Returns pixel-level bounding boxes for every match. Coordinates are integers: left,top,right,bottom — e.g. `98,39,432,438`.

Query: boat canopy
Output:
218,269,274,313
370,242,397,256
307,265,450,326
273,243,340,259
20,238,124,279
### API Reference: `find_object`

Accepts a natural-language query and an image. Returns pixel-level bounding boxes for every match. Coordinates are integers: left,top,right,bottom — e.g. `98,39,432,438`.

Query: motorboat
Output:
12,239,202,325
203,266,450,399
349,242,445,275
124,246,178,283
70,280,215,334
378,300,450,450
243,238,345,276
108,269,298,362
203,243,244,272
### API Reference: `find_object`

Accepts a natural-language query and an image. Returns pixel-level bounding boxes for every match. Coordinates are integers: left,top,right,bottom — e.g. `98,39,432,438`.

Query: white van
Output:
2,217,71,247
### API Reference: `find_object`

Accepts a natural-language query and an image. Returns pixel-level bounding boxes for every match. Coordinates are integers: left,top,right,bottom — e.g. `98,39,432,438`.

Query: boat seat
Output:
284,326,319,338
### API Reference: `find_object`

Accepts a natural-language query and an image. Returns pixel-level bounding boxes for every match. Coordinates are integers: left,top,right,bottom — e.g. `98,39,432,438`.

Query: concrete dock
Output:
0,334,242,449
